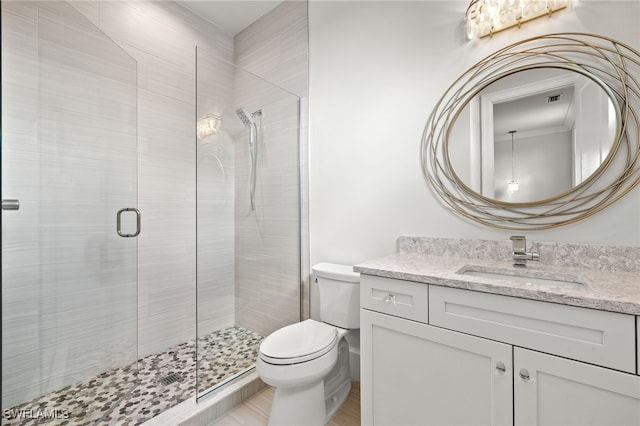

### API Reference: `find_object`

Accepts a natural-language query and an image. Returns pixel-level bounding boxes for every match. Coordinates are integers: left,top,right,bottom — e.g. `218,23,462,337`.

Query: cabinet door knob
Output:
495,361,506,373
519,369,530,381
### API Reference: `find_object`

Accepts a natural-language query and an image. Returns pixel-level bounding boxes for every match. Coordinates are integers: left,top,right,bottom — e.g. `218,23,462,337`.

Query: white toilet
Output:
256,263,360,426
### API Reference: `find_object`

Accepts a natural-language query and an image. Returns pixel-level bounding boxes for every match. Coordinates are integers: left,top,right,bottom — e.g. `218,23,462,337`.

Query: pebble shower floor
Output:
1,327,263,426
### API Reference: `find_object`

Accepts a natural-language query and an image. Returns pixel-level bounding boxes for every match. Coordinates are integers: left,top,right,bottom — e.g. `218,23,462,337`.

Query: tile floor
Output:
1,327,263,426
211,381,361,426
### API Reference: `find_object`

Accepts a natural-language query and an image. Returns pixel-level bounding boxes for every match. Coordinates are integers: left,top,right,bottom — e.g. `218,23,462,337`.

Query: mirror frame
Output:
422,33,640,230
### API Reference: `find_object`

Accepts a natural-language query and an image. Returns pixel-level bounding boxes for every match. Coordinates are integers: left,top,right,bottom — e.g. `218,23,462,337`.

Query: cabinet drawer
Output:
429,286,636,373
360,275,428,323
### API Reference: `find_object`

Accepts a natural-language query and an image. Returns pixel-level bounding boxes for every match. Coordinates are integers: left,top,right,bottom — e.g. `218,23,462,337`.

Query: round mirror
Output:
422,33,640,230
448,67,619,203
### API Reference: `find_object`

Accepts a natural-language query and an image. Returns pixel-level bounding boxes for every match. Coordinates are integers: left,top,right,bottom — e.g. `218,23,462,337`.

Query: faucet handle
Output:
510,235,526,253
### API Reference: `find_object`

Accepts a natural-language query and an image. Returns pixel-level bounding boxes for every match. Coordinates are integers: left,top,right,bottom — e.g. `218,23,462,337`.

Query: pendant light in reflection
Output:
507,130,520,193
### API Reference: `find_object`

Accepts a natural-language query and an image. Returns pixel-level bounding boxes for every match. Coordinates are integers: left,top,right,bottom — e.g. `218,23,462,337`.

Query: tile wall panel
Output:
234,1,309,98
233,70,302,337
83,0,234,357
2,0,139,407
1,4,39,154
233,1,309,334
196,51,236,339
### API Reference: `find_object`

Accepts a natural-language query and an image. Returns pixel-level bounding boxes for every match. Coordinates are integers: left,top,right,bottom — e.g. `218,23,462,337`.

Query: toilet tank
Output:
313,263,360,329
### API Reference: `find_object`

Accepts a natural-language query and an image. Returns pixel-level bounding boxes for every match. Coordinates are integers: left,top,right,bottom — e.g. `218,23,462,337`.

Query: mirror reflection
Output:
449,68,617,202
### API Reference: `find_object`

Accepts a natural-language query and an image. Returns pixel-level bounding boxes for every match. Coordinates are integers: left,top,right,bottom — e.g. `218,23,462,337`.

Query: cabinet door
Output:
515,348,640,426
361,309,513,426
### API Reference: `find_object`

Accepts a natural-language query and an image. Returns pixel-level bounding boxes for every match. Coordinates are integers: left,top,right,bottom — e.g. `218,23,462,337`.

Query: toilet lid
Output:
259,320,338,365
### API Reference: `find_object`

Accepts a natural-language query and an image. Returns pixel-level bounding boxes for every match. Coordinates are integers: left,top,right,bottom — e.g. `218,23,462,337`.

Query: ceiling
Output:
484,68,580,143
179,1,284,36
493,85,575,141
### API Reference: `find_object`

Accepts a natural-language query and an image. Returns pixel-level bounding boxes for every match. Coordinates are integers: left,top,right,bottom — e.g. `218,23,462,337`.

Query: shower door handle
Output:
117,208,141,237
2,199,20,211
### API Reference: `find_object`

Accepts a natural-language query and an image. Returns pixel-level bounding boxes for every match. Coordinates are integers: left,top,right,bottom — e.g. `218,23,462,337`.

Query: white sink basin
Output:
456,265,586,288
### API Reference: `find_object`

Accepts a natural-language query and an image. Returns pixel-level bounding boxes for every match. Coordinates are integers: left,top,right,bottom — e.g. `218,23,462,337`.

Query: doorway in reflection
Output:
449,67,617,202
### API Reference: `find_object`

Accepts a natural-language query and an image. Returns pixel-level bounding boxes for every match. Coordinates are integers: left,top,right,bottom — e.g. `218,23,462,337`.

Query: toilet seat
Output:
259,319,338,365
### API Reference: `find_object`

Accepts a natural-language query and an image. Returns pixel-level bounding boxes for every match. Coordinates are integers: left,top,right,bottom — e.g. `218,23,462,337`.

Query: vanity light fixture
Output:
197,114,222,139
507,130,519,193
465,0,569,40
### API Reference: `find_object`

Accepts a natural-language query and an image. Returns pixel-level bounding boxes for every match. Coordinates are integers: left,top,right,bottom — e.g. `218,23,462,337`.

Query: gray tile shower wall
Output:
234,1,309,99
2,1,138,407
196,52,237,339
232,2,309,337
86,0,235,359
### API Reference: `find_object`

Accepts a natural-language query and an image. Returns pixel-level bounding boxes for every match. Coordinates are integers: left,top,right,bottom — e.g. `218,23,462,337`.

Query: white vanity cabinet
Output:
361,309,513,426
514,348,640,425
360,274,640,426
360,276,512,426
429,285,636,373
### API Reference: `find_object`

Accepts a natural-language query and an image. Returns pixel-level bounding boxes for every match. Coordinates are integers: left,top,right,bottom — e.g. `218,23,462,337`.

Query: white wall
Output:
309,0,640,279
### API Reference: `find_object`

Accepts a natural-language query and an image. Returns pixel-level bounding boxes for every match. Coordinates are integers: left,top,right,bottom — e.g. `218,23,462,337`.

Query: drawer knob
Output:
385,294,396,305
519,369,530,381
496,361,506,373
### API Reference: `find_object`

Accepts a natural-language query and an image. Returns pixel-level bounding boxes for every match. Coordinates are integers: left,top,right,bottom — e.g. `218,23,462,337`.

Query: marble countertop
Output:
354,252,640,315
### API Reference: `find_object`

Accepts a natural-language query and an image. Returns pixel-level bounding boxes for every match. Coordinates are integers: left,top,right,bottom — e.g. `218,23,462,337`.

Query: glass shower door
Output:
195,47,302,398
1,2,138,423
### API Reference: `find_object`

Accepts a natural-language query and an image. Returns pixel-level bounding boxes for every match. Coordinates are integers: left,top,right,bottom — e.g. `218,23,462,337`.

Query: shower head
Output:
236,107,254,127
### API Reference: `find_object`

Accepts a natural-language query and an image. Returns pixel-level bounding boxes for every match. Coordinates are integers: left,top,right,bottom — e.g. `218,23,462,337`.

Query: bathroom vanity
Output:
402,28,640,426
357,237,640,426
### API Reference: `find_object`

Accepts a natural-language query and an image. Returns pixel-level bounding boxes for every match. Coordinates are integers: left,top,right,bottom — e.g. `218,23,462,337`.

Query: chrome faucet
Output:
510,236,539,268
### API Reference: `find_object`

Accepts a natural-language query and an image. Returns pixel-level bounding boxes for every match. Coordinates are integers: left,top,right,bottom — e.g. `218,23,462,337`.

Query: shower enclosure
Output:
2,3,303,424
195,47,302,397
1,1,139,423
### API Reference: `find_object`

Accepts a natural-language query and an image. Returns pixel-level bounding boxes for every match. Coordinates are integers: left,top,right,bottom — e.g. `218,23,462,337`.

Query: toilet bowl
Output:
257,319,351,425
256,263,360,426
